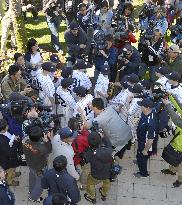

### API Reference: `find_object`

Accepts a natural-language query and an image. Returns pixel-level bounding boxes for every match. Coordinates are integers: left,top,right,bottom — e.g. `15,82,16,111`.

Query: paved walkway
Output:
13,136,182,205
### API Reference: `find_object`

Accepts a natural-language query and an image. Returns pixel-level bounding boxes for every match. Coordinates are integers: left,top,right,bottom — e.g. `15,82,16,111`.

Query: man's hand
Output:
27,107,39,119
80,44,86,49
142,149,148,156
99,50,108,58
162,98,170,105
77,106,84,115
47,130,54,140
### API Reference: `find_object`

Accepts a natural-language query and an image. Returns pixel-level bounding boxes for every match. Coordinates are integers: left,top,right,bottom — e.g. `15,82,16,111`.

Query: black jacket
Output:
42,169,80,204
0,134,19,170
138,37,164,66
84,137,113,180
0,182,15,205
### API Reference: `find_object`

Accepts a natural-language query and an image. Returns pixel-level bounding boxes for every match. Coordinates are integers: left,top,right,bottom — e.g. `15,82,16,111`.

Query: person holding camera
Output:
0,119,21,186
161,95,182,187
165,44,182,74
83,131,113,203
118,44,141,80
138,27,166,82
1,64,32,100
51,127,79,180
42,155,80,205
0,166,15,205
23,126,52,202
69,116,90,190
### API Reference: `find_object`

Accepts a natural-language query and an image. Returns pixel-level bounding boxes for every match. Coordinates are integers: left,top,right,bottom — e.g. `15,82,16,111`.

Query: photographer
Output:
83,131,113,203
1,65,32,100
42,155,80,205
138,28,165,82
0,119,21,186
118,44,141,80
166,44,182,74
93,34,118,82
64,22,89,63
23,126,52,202
51,127,79,180
161,96,182,187
77,3,89,33
70,116,90,190
43,0,63,53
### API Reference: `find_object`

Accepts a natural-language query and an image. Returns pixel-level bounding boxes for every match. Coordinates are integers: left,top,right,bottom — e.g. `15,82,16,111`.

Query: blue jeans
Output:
43,195,52,205
46,17,62,52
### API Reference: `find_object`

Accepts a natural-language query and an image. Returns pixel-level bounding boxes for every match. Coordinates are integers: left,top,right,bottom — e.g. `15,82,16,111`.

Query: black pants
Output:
115,140,132,159
136,150,149,176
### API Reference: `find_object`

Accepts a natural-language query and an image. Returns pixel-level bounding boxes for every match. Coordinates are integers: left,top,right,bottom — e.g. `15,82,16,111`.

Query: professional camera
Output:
118,48,129,65
139,3,156,20
91,121,104,137
92,29,107,55
158,50,168,63
22,111,62,135
170,24,182,41
151,83,169,102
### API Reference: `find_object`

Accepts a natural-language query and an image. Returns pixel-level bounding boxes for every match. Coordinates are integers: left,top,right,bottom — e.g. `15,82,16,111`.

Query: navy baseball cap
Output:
73,86,87,97
140,79,152,90
137,98,154,108
127,73,139,84
128,84,144,94
166,71,181,81
73,59,91,70
61,67,73,78
155,67,169,75
50,54,60,64
69,22,79,30
59,127,77,140
42,62,56,72
100,64,110,75
61,78,74,88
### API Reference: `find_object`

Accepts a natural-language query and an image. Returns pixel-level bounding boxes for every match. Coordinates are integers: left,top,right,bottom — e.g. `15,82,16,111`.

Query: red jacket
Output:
72,130,90,166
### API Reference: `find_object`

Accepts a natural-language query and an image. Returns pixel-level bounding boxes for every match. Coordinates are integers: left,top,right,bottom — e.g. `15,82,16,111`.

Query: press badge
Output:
148,55,153,62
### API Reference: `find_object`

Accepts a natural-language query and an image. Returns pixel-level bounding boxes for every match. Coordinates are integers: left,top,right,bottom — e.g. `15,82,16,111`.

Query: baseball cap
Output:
155,67,169,75
127,73,139,84
88,131,101,148
61,78,74,88
42,62,56,72
168,44,181,53
137,98,154,108
140,79,152,90
128,84,144,94
73,86,87,97
61,67,73,78
59,127,77,140
69,22,79,30
73,59,91,70
166,71,181,81
100,64,110,75
50,54,60,64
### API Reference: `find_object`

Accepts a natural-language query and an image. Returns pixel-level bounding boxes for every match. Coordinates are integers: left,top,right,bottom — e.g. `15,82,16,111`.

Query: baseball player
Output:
94,64,110,105
155,67,171,90
72,59,92,91
36,62,55,107
56,78,76,128
73,86,94,123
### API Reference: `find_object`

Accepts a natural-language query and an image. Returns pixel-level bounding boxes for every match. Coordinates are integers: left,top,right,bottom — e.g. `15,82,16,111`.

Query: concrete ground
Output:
13,136,182,205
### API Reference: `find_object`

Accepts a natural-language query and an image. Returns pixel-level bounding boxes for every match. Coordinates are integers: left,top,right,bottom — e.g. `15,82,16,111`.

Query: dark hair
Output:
92,98,104,110
27,38,37,53
88,131,101,148
29,126,43,142
8,64,21,76
53,155,67,172
52,193,67,205
124,3,134,14
78,3,87,10
68,117,80,131
105,34,114,42
101,0,109,8
14,53,23,62
0,119,8,132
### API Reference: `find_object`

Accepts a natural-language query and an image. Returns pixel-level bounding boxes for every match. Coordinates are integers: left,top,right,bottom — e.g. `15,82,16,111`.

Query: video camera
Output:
92,29,107,55
22,111,62,135
170,19,182,42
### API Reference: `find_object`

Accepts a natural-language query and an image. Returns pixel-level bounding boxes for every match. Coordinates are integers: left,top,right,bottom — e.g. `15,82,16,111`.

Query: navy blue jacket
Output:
94,46,118,71
42,169,80,205
0,183,15,205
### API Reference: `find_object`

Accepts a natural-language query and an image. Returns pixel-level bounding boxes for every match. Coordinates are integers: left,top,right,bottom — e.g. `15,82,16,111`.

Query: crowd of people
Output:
0,0,182,205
